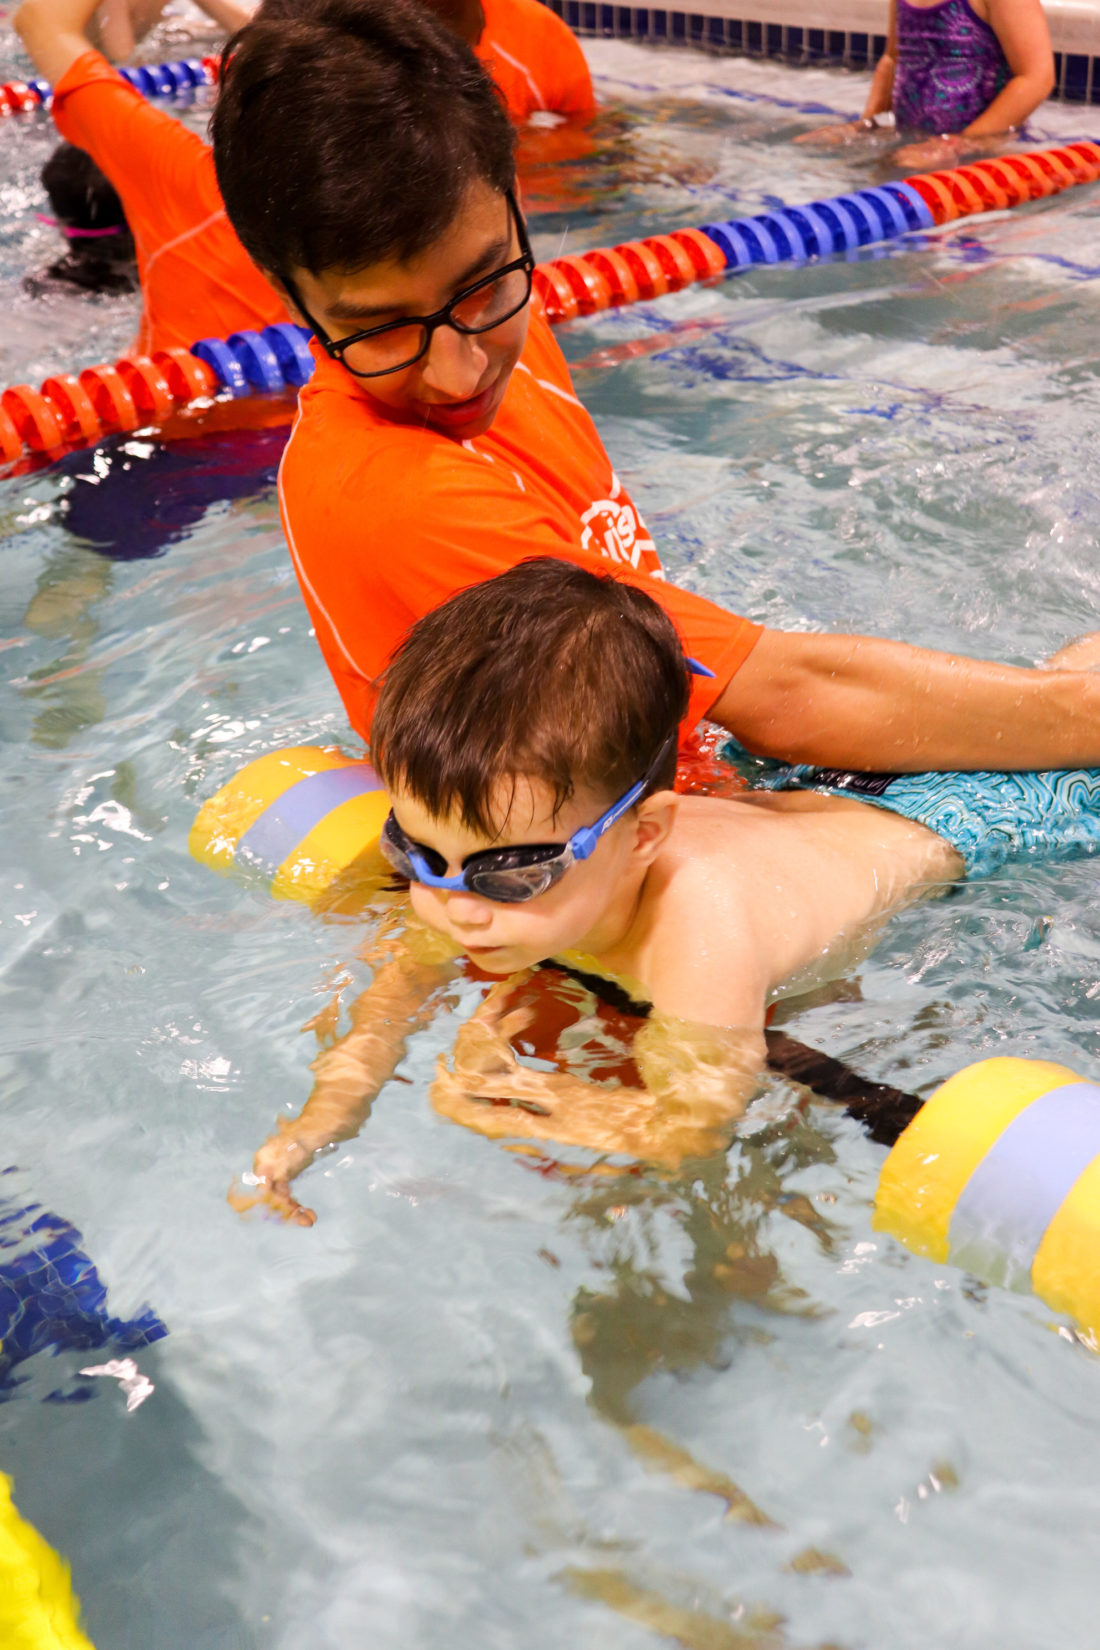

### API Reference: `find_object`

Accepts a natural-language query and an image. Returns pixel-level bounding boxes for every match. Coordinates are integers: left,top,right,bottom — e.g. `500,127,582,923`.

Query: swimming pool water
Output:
1,25,1099,1650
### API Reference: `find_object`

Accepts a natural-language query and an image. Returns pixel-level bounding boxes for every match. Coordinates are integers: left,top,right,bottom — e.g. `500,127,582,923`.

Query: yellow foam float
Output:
876,1056,1100,1340
0,1472,94,1649
189,745,391,905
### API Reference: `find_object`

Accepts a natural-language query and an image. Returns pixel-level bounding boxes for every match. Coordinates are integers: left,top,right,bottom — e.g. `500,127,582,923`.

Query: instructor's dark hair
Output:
211,0,516,279
372,559,689,837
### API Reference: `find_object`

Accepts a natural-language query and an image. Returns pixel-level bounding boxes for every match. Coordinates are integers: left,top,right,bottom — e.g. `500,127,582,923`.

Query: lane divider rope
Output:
3,139,1098,465
0,53,218,112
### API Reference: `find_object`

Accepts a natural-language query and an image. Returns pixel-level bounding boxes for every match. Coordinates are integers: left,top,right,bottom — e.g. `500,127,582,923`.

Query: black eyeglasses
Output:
282,191,535,380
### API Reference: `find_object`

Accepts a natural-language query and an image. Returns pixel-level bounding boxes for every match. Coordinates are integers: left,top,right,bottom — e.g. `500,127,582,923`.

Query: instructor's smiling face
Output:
282,181,531,441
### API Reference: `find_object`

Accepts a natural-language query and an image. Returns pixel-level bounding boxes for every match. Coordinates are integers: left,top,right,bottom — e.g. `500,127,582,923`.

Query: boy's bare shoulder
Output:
638,788,961,1021
671,786,959,877
650,794,821,945
627,797,776,1027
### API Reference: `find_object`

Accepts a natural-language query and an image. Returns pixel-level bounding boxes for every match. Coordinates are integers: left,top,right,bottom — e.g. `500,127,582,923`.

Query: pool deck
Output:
547,0,1100,102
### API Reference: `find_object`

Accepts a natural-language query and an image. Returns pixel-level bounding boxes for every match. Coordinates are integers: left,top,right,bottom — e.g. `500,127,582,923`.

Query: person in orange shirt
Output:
14,0,288,355
427,0,595,120
210,0,1100,773
276,281,752,739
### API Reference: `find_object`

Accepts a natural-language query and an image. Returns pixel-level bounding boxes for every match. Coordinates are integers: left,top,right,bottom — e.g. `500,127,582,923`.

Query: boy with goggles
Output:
241,559,1100,1226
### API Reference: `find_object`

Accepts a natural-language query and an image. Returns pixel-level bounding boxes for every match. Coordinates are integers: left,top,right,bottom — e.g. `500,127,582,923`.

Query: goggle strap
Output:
572,778,647,862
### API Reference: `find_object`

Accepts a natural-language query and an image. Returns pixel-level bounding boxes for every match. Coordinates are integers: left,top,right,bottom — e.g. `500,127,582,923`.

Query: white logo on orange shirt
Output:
579,473,661,575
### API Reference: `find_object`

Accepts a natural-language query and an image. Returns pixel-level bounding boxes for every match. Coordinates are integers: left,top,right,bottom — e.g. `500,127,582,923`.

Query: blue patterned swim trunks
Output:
759,765,1100,880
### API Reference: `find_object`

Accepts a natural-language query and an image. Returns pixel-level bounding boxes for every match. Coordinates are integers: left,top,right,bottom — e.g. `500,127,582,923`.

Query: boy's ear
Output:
632,791,678,863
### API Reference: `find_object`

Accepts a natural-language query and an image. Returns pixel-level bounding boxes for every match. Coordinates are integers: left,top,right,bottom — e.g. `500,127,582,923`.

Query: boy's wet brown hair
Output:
371,559,690,837
211,0,516,281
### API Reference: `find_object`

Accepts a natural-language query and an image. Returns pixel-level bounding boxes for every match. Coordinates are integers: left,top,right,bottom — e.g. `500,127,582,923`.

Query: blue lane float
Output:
700,182,935,267
190,324,314,398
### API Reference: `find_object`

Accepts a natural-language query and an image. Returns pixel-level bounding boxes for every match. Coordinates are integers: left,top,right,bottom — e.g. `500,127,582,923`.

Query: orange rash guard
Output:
277,307,761,742
476,0,596,120
50,50,288,355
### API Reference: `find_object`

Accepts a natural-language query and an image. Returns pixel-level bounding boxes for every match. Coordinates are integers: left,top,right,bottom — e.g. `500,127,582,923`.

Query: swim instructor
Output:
212,0,1100,770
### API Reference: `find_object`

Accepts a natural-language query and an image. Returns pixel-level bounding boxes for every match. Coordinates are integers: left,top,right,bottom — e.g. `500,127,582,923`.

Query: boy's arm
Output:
431,994,767,1169
242,934,460,1225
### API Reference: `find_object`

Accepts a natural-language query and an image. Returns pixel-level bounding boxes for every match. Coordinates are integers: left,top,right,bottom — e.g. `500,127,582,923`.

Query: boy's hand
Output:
445,999,541,1086
228,1127,319,1226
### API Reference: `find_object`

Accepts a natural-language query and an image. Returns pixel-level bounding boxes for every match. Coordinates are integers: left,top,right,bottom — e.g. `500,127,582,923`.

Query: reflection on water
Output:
14,429,285,749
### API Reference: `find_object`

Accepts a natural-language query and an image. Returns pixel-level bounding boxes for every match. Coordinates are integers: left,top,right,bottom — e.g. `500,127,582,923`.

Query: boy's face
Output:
281,181,530,442
391,776,666,975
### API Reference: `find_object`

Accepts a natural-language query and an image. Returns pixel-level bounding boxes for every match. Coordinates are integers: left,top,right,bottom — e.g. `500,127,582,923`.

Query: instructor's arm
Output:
17,0,253,77
16,0,110,81
712,627,1100,772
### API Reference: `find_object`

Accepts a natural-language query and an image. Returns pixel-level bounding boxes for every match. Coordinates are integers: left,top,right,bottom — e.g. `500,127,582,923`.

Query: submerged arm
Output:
711,626,1100,772
241,934,459,1225
431,993,767,1169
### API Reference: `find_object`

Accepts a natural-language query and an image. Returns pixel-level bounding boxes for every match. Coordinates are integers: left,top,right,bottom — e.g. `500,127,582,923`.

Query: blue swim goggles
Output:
380,732,679,905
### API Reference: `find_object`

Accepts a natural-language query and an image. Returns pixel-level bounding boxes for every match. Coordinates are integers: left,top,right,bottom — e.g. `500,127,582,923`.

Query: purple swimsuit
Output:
894,0,1011,133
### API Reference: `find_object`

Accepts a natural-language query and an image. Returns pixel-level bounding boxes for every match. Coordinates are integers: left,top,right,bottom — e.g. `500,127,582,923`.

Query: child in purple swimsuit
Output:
798,0,1053,172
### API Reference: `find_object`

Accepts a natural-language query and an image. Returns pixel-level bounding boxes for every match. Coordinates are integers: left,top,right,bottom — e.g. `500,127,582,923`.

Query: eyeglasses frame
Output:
281,190,535,380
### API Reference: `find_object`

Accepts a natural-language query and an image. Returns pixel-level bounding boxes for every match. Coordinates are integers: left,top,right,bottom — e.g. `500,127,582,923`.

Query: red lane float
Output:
41,374,101,443
0,404,21,463
1,385,62,453
152,348,220,401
